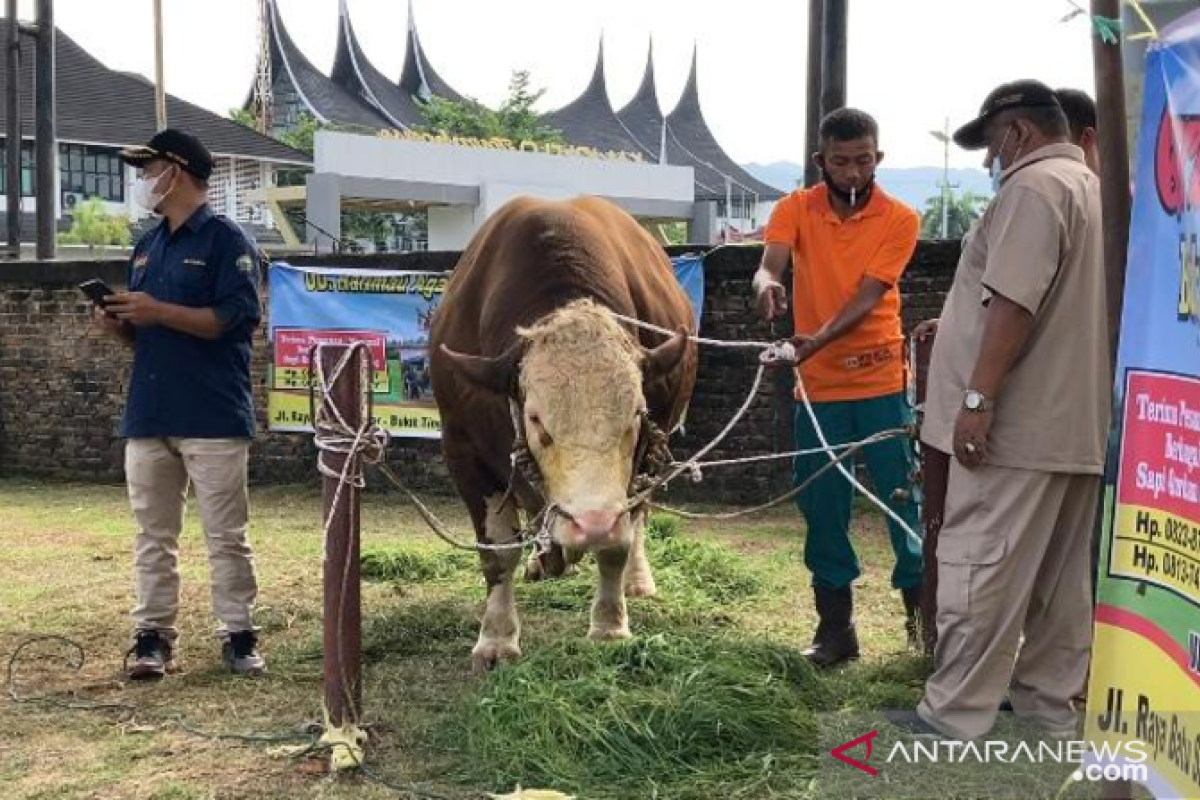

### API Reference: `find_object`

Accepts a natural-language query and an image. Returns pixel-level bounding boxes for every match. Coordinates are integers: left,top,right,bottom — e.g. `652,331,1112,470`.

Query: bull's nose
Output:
571,510,620,538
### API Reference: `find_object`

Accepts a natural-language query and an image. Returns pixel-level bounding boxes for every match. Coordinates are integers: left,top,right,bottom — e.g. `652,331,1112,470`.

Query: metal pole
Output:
804,0,825,188
1092,0,1132,366
319,344,365,729
6,1,21,256
941,119,950,239
33,0,53,260
153,0,166,130
820,0,847,120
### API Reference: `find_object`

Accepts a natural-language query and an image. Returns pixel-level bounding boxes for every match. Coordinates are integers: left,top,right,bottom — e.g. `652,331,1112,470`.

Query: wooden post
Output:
913,330,942,656
820,0,847,120
6,0,22,257
317,344,364,729
1092,0,1133,364
804,0,825,188
33,0,53,260
1092,4,1133,798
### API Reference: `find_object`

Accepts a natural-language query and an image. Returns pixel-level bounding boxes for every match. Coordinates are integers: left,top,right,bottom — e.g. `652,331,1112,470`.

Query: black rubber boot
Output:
901,585,923,652
802,585,860,668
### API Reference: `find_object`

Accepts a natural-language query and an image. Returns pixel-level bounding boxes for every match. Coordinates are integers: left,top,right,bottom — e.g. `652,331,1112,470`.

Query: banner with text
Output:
1084,17,1200,799
268,257,706,438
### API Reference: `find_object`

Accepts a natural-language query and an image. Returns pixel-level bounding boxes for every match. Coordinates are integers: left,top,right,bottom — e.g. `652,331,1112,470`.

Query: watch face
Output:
965,391,982,410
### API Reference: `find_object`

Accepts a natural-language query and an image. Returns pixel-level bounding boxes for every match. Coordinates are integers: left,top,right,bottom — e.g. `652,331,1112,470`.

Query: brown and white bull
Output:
429,196,698,671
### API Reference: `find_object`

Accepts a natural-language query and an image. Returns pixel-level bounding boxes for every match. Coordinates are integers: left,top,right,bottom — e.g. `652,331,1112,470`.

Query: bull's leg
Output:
623,509,657,598
473,494,523,672
589,545,632,640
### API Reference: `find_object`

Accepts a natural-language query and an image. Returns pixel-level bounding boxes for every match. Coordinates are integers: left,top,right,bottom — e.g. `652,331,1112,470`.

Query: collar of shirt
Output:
999,143,1086,185
155,203,215,240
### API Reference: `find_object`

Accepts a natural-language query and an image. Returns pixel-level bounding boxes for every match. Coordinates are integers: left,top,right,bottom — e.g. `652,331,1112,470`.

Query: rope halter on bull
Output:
310,342,554,555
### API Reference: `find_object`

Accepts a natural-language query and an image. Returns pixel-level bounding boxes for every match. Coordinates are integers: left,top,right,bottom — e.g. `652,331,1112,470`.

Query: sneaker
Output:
222,630,266,676
884,709,957,740
125,630,174,681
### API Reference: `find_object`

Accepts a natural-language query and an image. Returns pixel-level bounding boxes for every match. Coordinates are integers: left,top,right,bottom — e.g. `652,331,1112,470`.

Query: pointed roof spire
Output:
543,33,654,160
331,0,425,129
260,0,386,129
664,41,782,202
616,37,664,163
398,2,465,104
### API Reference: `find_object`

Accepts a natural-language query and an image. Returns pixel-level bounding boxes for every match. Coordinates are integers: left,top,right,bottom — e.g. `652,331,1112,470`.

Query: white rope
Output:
610,310,923,549
795,368,924,550
310,343,544,554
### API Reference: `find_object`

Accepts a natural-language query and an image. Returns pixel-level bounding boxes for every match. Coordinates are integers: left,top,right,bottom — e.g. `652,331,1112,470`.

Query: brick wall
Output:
0,242,960,504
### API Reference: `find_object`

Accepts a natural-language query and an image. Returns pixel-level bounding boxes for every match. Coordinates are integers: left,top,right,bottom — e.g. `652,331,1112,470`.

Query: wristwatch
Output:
963,389,992,413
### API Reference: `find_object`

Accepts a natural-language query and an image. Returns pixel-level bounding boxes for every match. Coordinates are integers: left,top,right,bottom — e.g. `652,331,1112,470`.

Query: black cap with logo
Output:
953,80,1064,150
119,129,214,181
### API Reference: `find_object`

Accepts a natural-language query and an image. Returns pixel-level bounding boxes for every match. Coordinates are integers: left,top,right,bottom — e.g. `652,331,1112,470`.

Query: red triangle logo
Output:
831,730,878,776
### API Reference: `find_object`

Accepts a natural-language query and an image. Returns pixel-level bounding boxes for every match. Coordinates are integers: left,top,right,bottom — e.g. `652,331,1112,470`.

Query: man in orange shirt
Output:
754,108,923,667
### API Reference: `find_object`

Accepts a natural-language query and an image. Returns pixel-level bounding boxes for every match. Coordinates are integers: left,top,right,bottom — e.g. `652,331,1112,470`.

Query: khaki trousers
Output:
126,437,257,638
917,461,1099,740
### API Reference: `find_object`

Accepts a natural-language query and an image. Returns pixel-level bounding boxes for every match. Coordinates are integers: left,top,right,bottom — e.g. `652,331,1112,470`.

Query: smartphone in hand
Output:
79,278,118,317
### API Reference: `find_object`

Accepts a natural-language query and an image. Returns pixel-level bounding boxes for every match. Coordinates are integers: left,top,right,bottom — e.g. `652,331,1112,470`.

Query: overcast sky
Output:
15,0,1096,169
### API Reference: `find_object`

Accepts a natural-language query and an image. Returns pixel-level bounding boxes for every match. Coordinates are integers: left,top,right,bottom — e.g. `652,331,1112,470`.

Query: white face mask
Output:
988,125,1023,192
132,167,175,212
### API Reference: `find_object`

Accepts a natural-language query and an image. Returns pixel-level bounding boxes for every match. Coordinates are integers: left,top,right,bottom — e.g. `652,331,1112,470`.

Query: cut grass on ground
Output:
0,478,1117,800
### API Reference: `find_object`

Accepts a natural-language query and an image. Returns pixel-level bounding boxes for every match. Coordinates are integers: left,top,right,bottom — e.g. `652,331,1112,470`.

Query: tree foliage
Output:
418,71,562,144
920,190,990,240
59,197,132,248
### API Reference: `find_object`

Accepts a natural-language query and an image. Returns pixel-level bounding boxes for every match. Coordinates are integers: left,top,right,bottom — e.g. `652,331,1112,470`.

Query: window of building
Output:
0,139,38,197
59,144,124,203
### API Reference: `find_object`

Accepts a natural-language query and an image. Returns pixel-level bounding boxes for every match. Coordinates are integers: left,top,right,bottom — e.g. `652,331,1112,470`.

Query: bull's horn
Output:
642,326,690,379
439,342,522,395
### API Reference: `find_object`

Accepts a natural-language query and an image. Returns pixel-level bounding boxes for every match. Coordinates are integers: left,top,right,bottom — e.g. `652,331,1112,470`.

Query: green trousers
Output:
793,392,923,590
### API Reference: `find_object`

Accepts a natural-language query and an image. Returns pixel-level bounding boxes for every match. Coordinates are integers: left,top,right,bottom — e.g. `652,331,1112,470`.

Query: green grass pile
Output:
443,630,833,799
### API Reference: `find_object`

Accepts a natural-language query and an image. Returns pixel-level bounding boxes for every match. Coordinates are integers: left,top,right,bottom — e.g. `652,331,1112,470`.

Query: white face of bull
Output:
517,304,644,549
439,299,690,553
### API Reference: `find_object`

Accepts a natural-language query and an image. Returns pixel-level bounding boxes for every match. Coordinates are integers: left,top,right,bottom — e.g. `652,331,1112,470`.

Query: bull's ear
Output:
642,326,690,379
439,342,522,396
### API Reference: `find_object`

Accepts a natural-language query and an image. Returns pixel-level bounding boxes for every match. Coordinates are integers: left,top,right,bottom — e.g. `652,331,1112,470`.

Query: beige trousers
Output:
126,437,257,638
918,461,1099,740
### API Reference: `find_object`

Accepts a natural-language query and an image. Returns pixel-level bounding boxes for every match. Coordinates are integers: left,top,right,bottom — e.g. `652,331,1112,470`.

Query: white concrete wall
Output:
427,205,476,250
315,131,694,204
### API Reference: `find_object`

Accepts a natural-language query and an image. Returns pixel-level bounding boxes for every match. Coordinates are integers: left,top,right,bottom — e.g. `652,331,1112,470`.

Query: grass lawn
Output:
0,478,1106,800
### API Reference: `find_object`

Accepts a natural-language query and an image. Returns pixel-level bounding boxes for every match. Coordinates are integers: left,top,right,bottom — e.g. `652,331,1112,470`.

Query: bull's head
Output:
440,300,688,549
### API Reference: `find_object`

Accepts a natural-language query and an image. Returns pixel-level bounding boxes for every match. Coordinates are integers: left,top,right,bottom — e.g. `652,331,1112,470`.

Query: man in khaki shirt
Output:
892,80,1110,740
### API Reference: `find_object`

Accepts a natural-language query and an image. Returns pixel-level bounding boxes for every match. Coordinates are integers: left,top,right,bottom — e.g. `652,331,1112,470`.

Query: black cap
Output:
120,129,214,181
953,80,1063,150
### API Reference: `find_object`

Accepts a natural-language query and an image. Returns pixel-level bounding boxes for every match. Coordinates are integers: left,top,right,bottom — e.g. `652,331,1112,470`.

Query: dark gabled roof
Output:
0,18,308,164
265,0,388,130
542,39,656,160
331,0,426,129
397,4,465,104
664,49,783,201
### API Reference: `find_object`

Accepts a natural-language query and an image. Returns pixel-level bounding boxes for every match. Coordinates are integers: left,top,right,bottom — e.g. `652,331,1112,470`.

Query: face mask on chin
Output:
822,168,876,209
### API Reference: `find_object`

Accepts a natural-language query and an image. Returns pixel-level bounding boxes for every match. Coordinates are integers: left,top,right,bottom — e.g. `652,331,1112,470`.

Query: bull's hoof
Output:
624,575,657,598
587,624,632,641
471,638,521,673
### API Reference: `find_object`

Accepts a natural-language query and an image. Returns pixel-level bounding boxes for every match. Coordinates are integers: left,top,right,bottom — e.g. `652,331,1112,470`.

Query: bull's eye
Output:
527,414,553,448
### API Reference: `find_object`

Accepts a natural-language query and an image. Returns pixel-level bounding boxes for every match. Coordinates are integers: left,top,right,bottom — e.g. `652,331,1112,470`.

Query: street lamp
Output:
929,119,954,239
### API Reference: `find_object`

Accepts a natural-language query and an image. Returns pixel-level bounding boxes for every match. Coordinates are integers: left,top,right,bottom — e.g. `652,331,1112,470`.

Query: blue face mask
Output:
989,126,1019,192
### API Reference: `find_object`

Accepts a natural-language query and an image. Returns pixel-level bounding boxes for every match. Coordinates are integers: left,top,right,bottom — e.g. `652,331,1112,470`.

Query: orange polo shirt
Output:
765,184,919,402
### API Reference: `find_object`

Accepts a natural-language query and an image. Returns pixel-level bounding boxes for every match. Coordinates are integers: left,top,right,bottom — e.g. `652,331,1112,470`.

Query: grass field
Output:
0,478,1112,800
